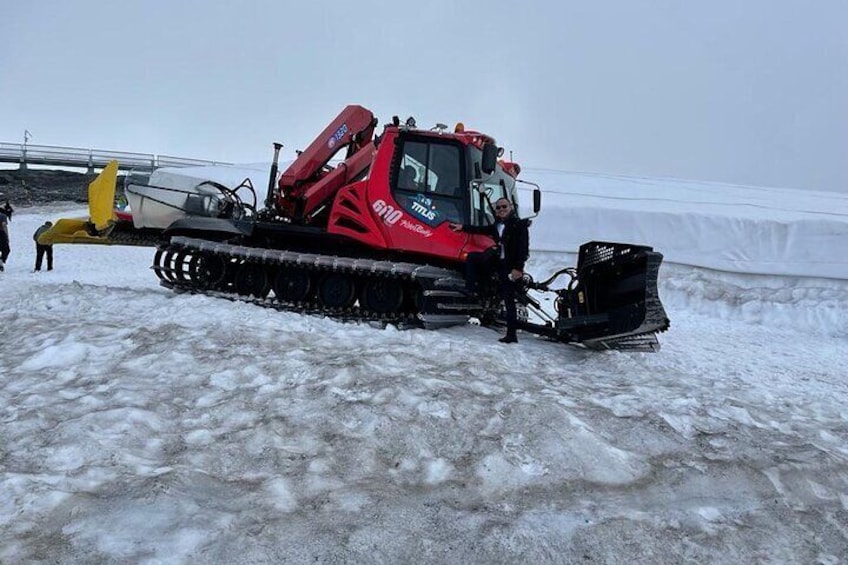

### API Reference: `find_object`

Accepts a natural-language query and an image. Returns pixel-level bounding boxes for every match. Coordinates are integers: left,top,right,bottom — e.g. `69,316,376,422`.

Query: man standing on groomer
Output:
449,197,530,343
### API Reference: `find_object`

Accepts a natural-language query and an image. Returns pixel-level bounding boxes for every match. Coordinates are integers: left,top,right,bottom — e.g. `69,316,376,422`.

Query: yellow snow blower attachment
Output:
37,161,160,247
37,160,119,245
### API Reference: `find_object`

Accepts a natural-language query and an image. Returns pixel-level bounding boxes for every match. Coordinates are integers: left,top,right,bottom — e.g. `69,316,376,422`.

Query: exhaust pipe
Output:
265,142,284,211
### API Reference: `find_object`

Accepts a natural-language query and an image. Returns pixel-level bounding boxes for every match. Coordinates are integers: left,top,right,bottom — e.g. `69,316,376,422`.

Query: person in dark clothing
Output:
0,209,9,271
449,197,530,343
2,200,12,220
33,221,54,272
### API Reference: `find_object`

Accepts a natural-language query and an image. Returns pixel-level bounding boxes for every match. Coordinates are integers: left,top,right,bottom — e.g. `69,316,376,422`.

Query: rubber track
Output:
153,236,486,329
105,225,162,247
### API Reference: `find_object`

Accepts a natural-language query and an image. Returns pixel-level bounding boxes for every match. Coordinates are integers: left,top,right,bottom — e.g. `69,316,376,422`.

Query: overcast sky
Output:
1,0,846,193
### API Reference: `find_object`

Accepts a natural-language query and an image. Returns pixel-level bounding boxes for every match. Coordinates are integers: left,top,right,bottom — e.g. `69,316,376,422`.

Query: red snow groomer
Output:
44,105,670,350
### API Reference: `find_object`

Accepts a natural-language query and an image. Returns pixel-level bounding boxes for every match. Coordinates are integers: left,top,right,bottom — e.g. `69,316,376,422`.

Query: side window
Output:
393,140,463,227
471,189,493,227
467,148,489,226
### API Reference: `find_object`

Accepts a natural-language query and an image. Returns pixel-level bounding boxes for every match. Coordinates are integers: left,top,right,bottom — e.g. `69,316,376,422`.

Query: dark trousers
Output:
0,233,9,262
35,244,53,271
465,247,498,293
465,248,519,338
497,265,519,338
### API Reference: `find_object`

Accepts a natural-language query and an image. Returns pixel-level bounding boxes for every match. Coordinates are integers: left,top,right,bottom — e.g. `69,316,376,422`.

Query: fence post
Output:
87,150,94,174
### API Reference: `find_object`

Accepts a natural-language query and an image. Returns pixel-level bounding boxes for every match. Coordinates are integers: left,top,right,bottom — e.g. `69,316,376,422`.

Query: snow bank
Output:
524,169,848,280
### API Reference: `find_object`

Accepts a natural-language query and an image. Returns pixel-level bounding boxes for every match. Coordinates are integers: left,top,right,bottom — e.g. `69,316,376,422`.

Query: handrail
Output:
0,141,231,170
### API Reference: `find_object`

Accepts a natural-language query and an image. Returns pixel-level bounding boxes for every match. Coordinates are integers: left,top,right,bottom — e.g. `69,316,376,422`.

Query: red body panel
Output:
327,180,389,248
115,210,133,223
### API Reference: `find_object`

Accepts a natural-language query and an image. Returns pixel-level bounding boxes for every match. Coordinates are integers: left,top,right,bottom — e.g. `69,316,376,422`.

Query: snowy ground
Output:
2,173,848,563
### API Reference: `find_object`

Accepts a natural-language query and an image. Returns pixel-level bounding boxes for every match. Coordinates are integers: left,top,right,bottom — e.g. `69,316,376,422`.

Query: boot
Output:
499,334,517,344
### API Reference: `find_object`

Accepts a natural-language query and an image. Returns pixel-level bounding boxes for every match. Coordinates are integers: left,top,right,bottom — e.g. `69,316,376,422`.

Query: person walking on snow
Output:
0,208,9,271
33,221,54,272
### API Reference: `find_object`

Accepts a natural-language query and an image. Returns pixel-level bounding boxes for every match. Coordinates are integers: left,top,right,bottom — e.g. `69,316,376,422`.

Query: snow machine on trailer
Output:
41,105,669,350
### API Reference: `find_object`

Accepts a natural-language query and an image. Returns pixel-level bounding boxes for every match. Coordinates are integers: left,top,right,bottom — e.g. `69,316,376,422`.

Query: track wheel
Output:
274,268,312,302
318,273,356,308
234,262,271,298
152,248,170,283
406,282,425,312
153,248,184,284
190,253,227,288
361,278,404,314
173,252,195,284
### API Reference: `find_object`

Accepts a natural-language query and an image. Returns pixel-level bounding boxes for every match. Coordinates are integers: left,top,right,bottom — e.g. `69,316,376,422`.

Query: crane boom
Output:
274,104,377,221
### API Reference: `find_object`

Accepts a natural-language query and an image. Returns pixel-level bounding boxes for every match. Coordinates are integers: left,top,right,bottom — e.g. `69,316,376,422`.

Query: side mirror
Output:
533,188,541,214
481,142,498,175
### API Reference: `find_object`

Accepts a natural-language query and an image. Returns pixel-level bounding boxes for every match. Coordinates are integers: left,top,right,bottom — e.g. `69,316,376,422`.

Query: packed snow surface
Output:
1,170,847,563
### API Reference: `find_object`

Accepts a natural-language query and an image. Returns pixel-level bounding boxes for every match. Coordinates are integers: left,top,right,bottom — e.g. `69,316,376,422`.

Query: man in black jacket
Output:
449,197,530,343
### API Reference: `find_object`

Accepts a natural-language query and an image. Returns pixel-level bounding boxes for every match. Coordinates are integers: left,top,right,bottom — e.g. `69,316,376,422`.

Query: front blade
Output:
558,241,670,351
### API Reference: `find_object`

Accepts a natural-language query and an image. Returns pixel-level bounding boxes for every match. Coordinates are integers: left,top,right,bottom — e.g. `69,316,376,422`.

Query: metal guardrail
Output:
0,142,231,171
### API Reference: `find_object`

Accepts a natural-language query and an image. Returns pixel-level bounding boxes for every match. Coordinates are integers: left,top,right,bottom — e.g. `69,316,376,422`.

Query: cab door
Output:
383,136,471,260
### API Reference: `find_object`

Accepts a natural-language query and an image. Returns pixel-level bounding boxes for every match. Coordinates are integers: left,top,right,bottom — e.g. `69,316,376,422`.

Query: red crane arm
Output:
276,105,376,219
297,140,375,222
